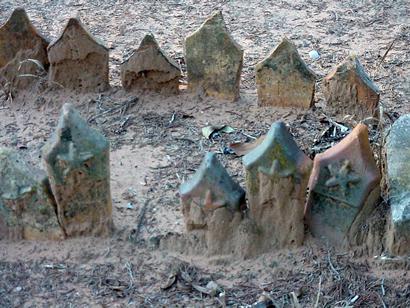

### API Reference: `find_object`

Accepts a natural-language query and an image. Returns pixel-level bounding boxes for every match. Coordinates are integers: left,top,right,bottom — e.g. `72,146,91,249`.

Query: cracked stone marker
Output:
0,147,64,240
185,11,243,102
243,122,312,249
386,114,410,255
0,8,49,90
42,103,113,237
306,124,381,247
47,18,109,92
256,38,317,108
121,34,181,93
323,55,380,118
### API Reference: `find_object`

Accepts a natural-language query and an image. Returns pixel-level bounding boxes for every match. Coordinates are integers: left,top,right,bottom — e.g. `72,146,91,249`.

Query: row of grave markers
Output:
181,121,410,257
1,9,379,117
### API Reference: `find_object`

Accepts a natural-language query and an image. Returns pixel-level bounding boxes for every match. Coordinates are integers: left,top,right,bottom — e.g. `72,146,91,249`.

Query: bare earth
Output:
0,0,410,306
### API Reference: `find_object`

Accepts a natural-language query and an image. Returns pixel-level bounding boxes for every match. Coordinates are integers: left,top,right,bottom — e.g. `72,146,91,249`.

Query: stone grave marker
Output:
306,124,381,247
47,18,109,92
121,34,181,93
42,103,113,237
243,122,312,248
255,38,316,108
185,11,243,102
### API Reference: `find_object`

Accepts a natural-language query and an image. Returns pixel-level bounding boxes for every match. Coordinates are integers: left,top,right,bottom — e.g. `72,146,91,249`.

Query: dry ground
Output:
0,0,410,307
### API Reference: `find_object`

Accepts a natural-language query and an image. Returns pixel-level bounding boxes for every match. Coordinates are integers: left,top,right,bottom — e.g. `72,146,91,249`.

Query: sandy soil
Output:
0,0,410,306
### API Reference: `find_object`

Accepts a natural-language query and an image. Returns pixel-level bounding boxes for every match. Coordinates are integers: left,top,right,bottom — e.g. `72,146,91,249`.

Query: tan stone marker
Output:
243,122,312,249
185,11,243,102
47,18,109,92
306,124,381,247
323,55,380,118
121,34,181,94
180,152,246,255
0,8,49,89
0,147,64,240
256,37,317,108
42,103,113,237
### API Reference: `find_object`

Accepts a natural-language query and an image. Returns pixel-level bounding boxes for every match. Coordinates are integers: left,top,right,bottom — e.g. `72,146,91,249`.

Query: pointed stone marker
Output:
185,11,243,102
256,38,317,108
180,152,246,231
323,55,380,118
42,104,113,237
243,122,312,248
47,18,109,92
0,8,49,89
121,34,181,93
306,124,381,247
0,147,64,240
386,114,410,255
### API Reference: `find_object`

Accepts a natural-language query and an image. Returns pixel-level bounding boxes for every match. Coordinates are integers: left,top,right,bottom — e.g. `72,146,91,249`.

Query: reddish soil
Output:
0,0,409,306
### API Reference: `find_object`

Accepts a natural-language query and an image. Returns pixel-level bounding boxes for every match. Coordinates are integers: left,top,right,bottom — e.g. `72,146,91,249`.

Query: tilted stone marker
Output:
255,38,317,108
243,122,312,249
306,124,381,247
323,55,380,118
42,103,113,236
386,114,410,255
0,147,64,240
180,152,246,254
121,34,181,93
47,18,109,92
0,8,49,89
185,11,243,102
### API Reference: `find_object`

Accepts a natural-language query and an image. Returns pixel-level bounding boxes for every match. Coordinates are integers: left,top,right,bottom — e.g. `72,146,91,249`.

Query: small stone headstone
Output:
185,11,243,102
323,55,380,118
42,103,113,237
306,124,381,247
0,147,64,240
47,18,109,92
243,122,312,249
0,8,49,90
256,38,317,108
121,34,181,93
386,114,410,255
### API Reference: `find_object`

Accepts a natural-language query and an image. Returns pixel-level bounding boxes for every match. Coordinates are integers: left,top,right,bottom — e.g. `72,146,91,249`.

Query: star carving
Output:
203,190,226,212
324,160,361,196
258,159,300,181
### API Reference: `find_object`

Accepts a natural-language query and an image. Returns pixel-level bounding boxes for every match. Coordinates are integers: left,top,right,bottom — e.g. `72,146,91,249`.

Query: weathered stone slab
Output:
0,8,49,90
243,122,312,249
185,11,243,102
255,38,317,108
42,103,113,237
386,114,410,255
323,55,380,118
121,34,181,93
0,147,64,240
306,124,381,247
179,152,246,255
47,18,109,92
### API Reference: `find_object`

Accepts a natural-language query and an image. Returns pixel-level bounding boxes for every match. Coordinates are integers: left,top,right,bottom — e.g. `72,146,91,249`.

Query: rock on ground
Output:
255,37,316,108
386,114,410,255
42,103,113,237
121,34,181,93
0,147,64,240
47,18,109,92
185,11,243,102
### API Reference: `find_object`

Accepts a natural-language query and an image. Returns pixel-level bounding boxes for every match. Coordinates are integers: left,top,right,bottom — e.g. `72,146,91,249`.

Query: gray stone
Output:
185,11,243,102
47,18,109,92
121,34,181,93
42,103,113,237
255,38,316,108
386,114,410,255
0,147,64,240
243,122,312,249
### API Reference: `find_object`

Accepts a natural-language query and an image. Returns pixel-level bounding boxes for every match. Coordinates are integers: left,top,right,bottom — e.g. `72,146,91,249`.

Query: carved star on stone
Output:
325,160,361,196
203,190,226,212
258,159,300,182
